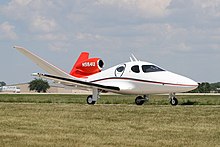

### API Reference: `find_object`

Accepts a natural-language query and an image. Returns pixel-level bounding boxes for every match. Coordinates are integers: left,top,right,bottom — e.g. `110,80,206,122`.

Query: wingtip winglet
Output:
13,46,24,50
13,45,18,49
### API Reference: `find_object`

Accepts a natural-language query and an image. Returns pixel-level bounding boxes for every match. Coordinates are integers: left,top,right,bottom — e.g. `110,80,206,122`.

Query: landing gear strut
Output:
169,93,178,106
135,95,149,105
87,88,100,105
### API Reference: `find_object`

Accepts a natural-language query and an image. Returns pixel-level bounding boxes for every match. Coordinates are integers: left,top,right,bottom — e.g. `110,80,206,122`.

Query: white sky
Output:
1,0,220,84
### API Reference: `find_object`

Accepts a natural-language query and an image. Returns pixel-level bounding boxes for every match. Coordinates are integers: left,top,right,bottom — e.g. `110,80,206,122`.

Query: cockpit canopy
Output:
141,65,164,73
115,62,165,77
130,64,164,73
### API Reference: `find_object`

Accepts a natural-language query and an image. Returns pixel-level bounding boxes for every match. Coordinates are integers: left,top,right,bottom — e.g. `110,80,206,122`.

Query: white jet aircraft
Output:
14,46,198,106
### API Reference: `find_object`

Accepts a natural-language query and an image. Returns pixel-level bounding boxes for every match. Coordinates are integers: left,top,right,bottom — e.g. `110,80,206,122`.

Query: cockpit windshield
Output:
142,65,164,73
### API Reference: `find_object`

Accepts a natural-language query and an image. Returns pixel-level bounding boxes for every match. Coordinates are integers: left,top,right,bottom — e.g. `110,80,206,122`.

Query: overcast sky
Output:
1,0,220,84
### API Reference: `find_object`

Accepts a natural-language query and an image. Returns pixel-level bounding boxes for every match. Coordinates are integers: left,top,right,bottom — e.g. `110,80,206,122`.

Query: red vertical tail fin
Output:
70,52,104,78
70,52,89,77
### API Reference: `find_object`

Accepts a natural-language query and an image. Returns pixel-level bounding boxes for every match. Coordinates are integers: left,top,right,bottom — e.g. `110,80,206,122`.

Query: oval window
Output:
115,64,126,77
131,65,140,73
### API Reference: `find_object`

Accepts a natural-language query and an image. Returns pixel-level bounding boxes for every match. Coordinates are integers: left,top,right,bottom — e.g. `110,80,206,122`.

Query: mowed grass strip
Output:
0,103,219,146
0,94,220,105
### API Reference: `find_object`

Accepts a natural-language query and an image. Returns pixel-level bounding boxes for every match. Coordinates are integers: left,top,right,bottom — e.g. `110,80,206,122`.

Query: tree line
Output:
1,80,220,93
25,80,220,93
189,82,220,93
1,79,50,93
0,81,6,87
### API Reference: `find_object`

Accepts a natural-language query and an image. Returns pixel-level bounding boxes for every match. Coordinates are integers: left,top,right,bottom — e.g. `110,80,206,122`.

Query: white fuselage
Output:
86,61,198,94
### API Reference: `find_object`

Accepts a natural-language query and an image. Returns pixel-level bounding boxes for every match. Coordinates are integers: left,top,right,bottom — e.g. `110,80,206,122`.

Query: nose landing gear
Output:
169,93,178,106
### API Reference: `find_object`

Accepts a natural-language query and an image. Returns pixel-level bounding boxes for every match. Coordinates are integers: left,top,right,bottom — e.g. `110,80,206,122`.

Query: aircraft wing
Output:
15,46,120,92
14,46,72,79
33,73,120,92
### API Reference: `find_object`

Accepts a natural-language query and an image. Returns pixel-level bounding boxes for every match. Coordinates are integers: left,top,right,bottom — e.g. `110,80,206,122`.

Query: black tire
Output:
170,97,178,106
135,96,145,105
87,95,96,105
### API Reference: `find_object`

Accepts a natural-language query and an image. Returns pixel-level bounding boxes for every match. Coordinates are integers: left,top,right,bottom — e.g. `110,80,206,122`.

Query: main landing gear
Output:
169,93,178,106
134,93,179,106
86,88,100,105
87,95,96,105
135,95,149,105
86,89,178,106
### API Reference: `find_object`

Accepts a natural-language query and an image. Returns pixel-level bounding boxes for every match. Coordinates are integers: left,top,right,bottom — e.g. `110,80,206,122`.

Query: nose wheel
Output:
169,93,178,106
170,97,178,106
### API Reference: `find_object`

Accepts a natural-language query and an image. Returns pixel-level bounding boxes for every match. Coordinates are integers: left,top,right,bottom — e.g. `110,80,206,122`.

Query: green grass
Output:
0,94,220,105
0,94,219,146
0,103,219,146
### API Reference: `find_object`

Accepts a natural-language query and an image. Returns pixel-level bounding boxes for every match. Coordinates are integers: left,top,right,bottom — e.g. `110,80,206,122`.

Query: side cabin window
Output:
115,64,126,77
131,65,140,73
142,65,164,73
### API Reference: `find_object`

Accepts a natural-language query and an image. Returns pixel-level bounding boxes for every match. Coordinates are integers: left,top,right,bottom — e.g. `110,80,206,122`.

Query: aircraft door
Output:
115,64,126,77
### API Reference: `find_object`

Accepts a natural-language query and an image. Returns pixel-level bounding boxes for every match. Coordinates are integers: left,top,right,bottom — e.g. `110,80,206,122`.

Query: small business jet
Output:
14,46,198,106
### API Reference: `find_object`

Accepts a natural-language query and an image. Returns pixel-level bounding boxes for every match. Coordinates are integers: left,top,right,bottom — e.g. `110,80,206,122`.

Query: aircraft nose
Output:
180,77,198,91
189,79,199,88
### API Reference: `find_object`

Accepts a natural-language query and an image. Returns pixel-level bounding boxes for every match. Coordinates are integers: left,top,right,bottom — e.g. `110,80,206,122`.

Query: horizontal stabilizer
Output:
33,73,120,92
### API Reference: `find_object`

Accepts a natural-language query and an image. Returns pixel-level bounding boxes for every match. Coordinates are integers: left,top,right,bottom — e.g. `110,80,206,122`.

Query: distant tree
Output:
210,82,220,91
199,82,211,93
29,78,50,93
189,86,199,93
0,81,6,86
190,82,211,93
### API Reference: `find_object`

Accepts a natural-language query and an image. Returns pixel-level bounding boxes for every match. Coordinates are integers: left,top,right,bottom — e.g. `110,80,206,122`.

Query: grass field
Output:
0,94,220,146
0,94,220,105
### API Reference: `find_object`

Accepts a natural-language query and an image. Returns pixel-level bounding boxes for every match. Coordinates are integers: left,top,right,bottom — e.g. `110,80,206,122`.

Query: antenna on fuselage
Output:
130,54,139,62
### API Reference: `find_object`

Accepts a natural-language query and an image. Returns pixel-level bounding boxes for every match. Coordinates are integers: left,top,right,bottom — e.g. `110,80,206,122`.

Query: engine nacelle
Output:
75,58,104,74
70,52,104,78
